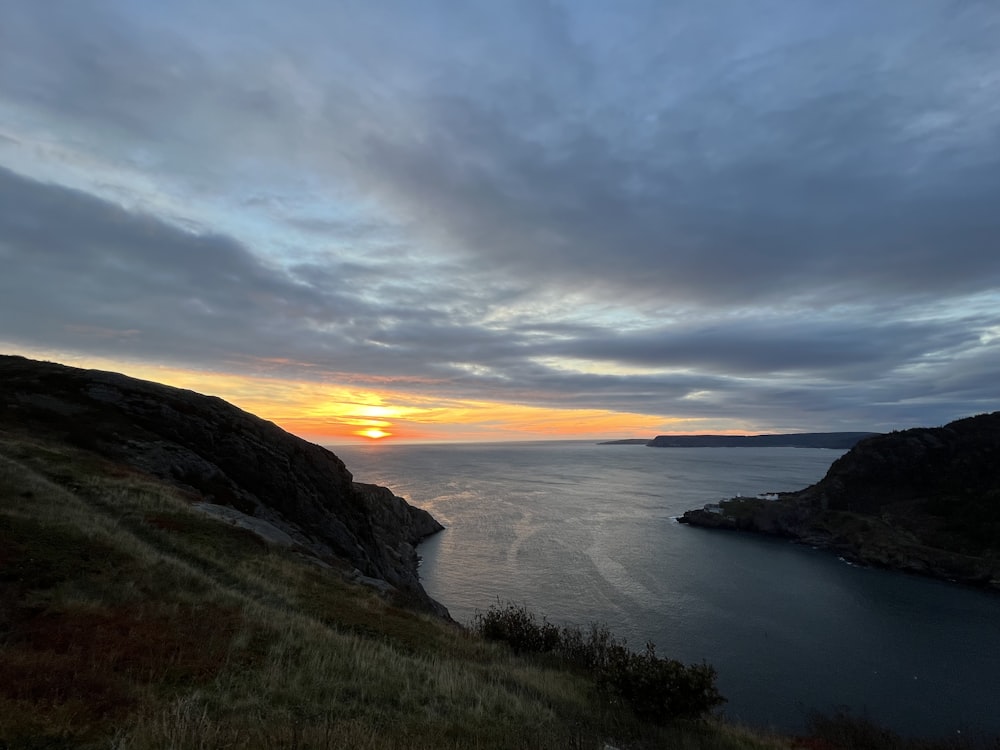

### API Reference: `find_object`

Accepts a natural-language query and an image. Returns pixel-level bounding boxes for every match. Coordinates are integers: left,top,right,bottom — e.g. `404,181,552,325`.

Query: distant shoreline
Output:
600,432,878,449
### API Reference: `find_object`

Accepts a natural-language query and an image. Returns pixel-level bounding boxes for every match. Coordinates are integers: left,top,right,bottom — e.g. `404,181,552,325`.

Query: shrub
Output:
596,641,723,723
473,600,560,654
473,601,725,724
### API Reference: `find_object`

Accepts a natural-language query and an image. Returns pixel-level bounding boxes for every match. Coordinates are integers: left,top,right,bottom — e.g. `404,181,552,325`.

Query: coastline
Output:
678,495,1000,593
679,413,1000,593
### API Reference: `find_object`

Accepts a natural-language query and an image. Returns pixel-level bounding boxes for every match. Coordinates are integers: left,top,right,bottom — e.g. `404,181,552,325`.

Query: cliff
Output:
0,379,770,748
679,413,1000,590
0,355,446,614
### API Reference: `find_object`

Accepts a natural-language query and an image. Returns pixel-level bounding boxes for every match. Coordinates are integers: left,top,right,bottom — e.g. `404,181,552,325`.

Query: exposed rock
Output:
0,355,448,614
348,568,398,595
191,502,300,548
679,413,1000,591
354,482,445,544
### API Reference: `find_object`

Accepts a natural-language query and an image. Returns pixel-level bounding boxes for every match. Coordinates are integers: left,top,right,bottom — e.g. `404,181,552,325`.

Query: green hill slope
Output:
0,356,782,749
5,355,986,748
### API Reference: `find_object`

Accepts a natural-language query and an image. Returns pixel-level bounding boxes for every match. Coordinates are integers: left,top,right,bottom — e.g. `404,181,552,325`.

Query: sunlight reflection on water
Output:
334,441,1000,738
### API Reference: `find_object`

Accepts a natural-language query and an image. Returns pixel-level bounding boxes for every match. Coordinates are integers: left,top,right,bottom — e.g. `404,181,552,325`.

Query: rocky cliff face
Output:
679,412,1000,590
799,413,1000,513
0,355,446,614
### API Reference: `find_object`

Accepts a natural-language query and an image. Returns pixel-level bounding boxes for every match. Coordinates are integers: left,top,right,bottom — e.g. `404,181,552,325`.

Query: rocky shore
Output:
679,412,1000,591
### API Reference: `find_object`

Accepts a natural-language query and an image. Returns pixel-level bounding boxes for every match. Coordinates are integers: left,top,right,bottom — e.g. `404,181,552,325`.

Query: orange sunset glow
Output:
3,5,997,739
3,346,705,444
3,0,995,468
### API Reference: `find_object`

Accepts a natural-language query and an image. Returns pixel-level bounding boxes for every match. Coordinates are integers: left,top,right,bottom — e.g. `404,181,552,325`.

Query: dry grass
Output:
1,434,796,750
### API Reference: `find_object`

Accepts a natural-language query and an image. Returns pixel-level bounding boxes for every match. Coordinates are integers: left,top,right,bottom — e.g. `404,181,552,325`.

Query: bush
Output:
473,600,561,654
473,601,725,724
597,641,722,723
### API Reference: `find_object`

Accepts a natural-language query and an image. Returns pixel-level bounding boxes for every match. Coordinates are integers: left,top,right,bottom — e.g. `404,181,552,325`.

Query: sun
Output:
359,428,391,440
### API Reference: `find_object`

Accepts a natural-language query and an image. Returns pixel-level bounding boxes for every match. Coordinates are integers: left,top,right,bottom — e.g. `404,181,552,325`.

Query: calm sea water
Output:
333,440,1000,738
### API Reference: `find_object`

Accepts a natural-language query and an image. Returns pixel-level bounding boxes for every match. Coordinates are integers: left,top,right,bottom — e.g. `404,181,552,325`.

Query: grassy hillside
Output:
3,357,991,749
0,354,445,615
1,427,790,749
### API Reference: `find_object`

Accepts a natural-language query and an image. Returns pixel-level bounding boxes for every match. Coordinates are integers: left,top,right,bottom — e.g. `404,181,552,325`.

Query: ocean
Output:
333,440,1000,738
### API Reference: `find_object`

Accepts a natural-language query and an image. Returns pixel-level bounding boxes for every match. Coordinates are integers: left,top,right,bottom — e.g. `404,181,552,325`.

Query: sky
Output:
2,0,999,443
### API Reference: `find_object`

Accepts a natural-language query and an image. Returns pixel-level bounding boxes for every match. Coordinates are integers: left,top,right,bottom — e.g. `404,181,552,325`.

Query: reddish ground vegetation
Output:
145,512,191,532
16,602,241,681
0,601,242,739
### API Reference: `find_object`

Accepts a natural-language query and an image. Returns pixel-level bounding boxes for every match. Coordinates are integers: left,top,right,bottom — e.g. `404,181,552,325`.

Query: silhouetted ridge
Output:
679,412,1000,590
0,354,445,614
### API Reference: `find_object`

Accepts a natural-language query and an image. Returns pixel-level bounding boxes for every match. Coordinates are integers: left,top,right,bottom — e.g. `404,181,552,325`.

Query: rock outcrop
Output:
679,413,1000,590
0,355,446,614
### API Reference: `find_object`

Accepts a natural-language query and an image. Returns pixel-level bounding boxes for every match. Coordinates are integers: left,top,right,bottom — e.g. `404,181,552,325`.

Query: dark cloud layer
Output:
2,0,999,433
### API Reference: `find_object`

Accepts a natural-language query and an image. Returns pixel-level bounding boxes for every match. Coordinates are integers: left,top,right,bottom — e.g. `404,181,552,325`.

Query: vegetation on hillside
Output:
2,359,996,749
0,430,780,749
0,354,444,613
474,601,724,724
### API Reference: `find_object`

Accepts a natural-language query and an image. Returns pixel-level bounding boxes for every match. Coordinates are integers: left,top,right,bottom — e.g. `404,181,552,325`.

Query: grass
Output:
1,431,993,749
0,433,792,749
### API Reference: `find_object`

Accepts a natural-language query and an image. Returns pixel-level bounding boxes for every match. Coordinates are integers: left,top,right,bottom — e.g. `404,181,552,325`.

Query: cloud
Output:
0,166,543,391
546,316,977,377
353,49,1000,308
0,166,357,361
6,1,999,313
2,1,999,434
